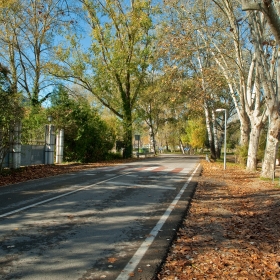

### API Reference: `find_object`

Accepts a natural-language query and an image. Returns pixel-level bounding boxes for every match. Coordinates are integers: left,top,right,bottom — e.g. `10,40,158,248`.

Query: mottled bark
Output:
247,123,262,171
204,103,216,159
261,111,280,178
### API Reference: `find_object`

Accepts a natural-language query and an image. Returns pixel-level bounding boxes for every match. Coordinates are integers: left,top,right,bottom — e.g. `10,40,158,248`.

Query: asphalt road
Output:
0,155,201,280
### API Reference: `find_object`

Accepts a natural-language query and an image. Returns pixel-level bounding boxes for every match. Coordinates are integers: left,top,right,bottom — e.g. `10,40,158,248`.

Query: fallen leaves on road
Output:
108,257,117,264
157,160,280,280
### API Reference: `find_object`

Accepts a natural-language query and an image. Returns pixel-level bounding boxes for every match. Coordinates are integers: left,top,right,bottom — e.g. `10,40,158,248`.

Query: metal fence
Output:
1,123,63,169
2,145,45,168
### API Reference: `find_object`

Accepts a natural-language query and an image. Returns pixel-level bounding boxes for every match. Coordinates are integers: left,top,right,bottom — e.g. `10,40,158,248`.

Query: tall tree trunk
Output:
239,112,250,146
122,103,133,159
196,54,217,158
165,137,169,152
217,134,223,159
247,123,262,171
245,57,266,171
179,138,185,154
147,104,157,155
261,111,280,178
204,104,216,159
212,110,220,158
151,129,157,155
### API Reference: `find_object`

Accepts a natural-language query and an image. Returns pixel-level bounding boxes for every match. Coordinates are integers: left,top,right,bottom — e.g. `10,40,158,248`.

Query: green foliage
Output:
48,85,115,162
21,106,48,144
0,72,23,170
103,151,123,160
235,145,248,166
226,120,240,150
184,118,207,148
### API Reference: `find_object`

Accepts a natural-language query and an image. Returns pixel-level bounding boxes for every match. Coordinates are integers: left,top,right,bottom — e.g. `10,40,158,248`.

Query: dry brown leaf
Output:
108,257,117,263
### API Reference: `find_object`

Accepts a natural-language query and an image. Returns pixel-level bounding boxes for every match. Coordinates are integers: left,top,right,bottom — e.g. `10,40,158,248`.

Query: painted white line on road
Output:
140,166,160,171
0,173,128,219
116,164,200,280
137,185,175,190
104,181,176,190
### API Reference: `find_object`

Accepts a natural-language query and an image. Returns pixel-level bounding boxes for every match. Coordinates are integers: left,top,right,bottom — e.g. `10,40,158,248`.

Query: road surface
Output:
0,155,200,280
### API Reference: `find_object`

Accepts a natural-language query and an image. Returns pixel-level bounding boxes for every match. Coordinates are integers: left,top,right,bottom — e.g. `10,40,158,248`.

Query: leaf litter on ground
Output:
156,160,280,280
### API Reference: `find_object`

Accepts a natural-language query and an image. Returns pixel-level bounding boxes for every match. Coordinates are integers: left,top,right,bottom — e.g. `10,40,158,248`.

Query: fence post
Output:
56,129,64,164
45,124,55,164
12,121,22,169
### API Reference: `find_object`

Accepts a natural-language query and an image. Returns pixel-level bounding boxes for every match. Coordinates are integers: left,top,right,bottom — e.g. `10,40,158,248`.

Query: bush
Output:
48,85,116,162
103,152,123,160
235,145,248,165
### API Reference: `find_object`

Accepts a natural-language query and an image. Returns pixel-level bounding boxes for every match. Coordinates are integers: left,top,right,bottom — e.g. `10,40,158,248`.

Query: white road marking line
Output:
0,173,128,219
104,181,176,190
140,166,160,171
116,164,200,280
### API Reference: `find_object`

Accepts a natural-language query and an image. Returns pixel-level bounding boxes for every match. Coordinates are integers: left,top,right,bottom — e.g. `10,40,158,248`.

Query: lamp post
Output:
47,115,53,123
216,109,227,170
45,115,55,164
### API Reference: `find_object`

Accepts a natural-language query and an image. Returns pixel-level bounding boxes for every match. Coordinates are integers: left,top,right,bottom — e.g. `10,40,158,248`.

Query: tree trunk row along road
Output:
0,155,200,280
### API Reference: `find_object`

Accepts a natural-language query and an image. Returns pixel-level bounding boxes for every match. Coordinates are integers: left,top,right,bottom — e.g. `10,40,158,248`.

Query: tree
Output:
0,65,23,171
135,66,179,154
184,118,207,149
241,0,280,44
199,0,279,175
247,11,280,178
48,85,116,162
158,1,236,159
177,0,268,171
0,0,74,106
51,0,156,158
203,0,266,171
21,106,48,144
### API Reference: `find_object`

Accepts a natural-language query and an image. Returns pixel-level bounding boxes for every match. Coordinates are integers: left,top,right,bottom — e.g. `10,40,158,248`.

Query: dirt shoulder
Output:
157,160,280,280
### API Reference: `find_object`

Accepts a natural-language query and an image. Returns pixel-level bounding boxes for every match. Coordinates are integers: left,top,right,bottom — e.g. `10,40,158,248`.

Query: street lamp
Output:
47,115,53,123
216,109,227,170
45,115,55,164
